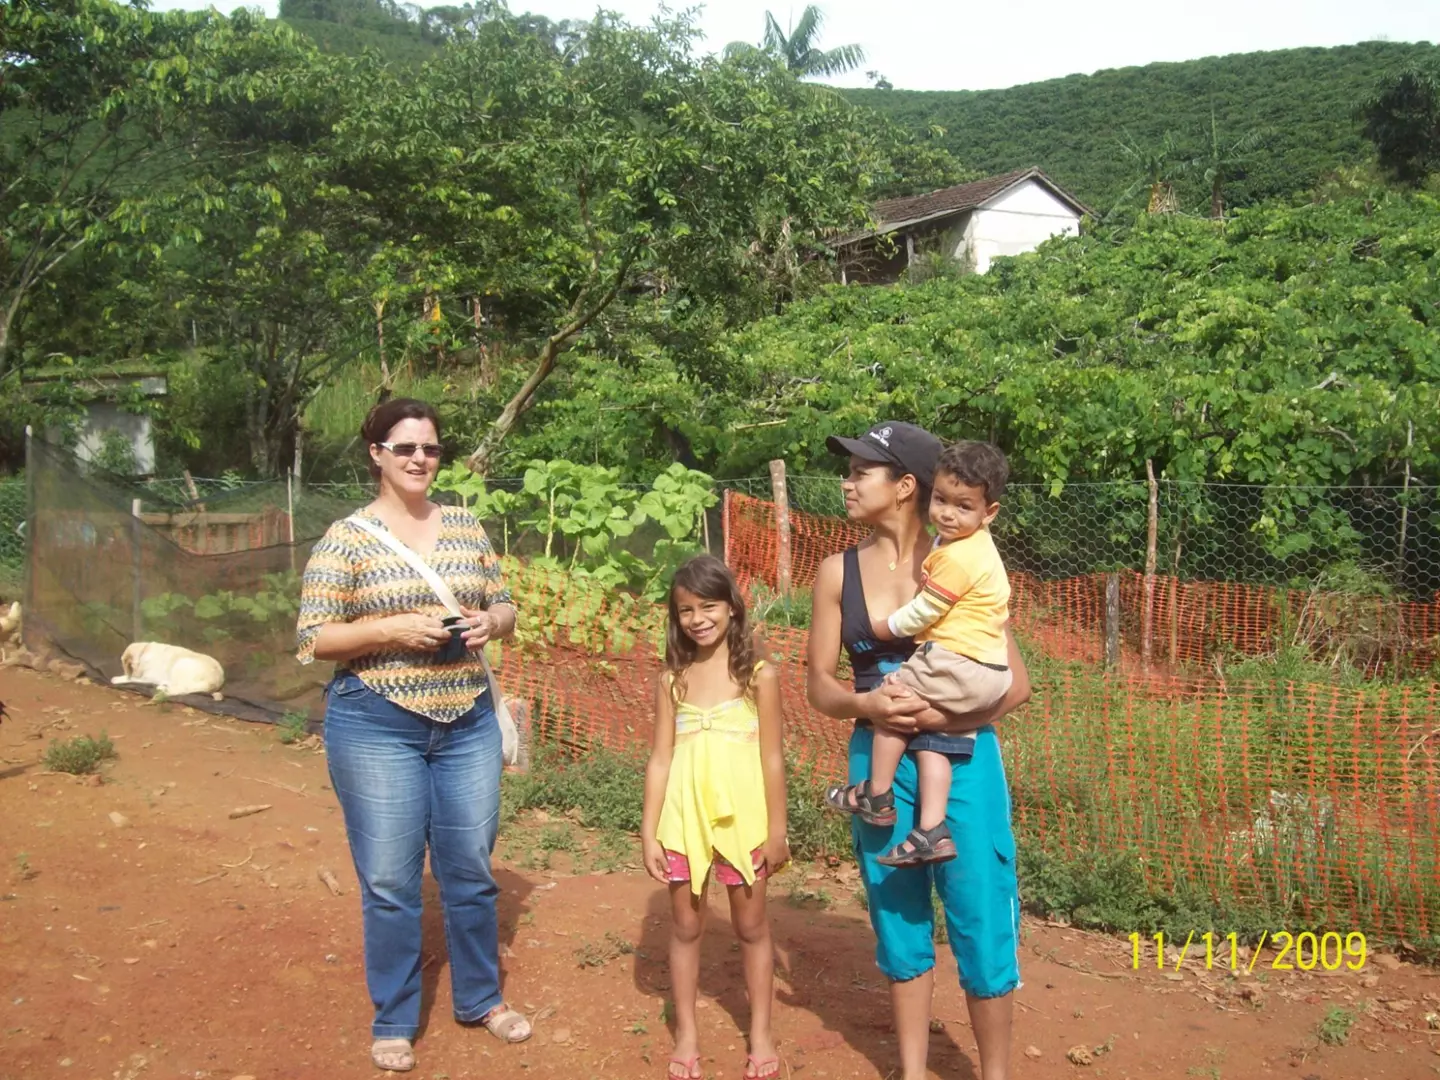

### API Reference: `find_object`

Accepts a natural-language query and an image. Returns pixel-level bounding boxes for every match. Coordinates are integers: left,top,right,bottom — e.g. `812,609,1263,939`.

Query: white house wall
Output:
949,180,1081,274
45,400,160,476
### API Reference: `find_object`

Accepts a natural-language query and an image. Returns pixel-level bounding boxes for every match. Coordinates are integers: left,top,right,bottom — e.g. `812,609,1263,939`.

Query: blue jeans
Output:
849,724,1021,998
324,671,505,1039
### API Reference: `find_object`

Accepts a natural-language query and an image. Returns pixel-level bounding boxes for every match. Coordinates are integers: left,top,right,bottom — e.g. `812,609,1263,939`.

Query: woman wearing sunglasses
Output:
295,397,530,1072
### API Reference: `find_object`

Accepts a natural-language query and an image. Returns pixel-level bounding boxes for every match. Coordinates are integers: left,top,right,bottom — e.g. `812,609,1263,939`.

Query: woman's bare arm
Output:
312,615,448,663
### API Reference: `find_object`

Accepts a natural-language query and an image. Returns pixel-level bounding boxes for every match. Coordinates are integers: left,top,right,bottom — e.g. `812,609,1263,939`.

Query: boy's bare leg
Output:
868,727,909,797
914,749,952,831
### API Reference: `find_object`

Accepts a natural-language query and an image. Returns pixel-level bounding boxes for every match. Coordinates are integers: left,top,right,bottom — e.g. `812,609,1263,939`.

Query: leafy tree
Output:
1190,112,1269,219
335,9,952,475
1360,62,1440,187
1115,130,1189,214
725,5,866,79
0,0,237,375
110,16,384,475
702,191,1439,496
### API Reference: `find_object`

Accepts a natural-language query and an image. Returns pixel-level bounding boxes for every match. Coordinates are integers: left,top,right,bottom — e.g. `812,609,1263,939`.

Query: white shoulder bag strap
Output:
347,514,518,761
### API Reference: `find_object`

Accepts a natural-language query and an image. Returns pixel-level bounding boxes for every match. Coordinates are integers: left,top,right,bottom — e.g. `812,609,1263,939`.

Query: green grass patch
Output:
574,930,635,968
786,881,832,909
43,733,117,775
503,740,647,833
276,710,309,745
1317,1005,1356,1046
588,828,636,873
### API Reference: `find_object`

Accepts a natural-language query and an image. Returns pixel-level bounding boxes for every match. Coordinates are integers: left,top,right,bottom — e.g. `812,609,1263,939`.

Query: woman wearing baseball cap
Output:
806,420,1030,1080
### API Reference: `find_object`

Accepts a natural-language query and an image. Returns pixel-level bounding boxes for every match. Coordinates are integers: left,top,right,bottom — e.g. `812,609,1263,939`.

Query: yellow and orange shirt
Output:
295,506,512,723
887,529,1010,667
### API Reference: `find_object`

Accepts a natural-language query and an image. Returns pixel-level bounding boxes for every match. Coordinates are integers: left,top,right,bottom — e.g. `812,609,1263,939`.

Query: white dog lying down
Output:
112,642,226,700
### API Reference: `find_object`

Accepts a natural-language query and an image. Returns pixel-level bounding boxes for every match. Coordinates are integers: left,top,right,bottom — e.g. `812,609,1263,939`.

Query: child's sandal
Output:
745,1053,781,1078
823,781,897,827
667,1054,701,1078
877,823,957,867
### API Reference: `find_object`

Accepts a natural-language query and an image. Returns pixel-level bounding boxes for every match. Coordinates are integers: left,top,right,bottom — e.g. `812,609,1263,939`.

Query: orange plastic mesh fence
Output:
1005,671,1440,940
19,447,1440,942
488,590,1440,944
715,488,1440,940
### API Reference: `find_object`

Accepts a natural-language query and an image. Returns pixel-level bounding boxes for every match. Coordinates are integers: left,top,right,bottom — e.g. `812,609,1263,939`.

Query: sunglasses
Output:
377,441,443,460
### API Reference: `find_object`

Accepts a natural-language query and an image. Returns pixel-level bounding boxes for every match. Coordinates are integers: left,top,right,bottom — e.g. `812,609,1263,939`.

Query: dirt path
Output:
4,665,1440,1080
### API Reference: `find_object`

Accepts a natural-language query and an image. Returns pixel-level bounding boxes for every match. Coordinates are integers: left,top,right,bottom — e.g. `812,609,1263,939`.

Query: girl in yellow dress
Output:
641,555,789,1080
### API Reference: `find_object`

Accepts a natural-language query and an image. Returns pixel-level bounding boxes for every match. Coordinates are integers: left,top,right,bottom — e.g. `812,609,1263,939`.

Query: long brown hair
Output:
664,554,757,706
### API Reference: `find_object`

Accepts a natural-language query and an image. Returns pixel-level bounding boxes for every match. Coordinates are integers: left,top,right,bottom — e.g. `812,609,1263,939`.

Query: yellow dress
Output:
656,663,772,895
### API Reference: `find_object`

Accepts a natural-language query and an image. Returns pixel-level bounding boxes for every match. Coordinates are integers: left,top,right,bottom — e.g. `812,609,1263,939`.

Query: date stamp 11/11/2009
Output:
1130,931,1369,973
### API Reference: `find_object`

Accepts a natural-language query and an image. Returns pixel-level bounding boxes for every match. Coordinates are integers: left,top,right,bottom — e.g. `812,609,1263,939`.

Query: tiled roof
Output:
841,167,1091,244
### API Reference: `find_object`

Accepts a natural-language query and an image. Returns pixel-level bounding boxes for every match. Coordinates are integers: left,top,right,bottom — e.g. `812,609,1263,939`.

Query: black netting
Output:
25,441,363,725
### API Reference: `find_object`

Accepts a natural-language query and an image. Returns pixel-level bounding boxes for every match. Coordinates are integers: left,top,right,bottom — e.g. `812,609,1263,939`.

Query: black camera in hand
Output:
437,615,468,663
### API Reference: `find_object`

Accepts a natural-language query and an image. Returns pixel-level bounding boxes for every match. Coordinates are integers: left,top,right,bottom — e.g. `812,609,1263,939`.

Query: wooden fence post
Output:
1398,419,1413,582
722,488,732,568
23,426,35,649
1168,528,1184,665
1104,572,1121,669
289,431,302,572
1142,460,1159,668
131,498,144,644
768,460,792,597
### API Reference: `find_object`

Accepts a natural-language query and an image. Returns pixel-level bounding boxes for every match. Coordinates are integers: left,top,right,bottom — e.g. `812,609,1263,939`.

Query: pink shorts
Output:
665,847,769,887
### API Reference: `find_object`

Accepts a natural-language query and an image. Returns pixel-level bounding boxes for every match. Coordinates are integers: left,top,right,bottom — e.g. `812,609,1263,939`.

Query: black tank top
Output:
840,545,917,693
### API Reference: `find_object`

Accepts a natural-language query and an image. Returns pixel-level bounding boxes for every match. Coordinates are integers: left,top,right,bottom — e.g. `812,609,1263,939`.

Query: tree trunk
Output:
464,250,637,476
465,333,562,477
1148,182,1177,214
245,382,300,478
473,298,496,389
1,278,34,378
243,328,302,478
374,299,390,390
1211,178,1224,220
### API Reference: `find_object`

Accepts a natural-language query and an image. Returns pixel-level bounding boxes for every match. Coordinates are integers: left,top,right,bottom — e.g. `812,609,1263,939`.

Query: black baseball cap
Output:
826,421,944,490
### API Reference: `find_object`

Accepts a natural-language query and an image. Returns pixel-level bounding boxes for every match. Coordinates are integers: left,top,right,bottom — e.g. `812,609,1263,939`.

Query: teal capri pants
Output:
848,723,1021,997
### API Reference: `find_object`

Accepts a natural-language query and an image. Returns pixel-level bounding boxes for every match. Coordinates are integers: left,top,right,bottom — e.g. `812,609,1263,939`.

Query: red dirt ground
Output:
5,665,1440,1080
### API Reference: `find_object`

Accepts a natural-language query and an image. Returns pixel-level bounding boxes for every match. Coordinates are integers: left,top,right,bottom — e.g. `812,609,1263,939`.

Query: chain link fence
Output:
8,461,1436,609
724,475,1440,598
724,476,1440,680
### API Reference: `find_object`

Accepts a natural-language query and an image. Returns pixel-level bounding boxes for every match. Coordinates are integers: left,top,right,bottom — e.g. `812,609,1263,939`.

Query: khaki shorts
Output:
893,642,1012,717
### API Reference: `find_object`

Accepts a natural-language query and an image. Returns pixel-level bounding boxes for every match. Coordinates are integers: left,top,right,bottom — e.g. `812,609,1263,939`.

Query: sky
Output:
151,0,1438,92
